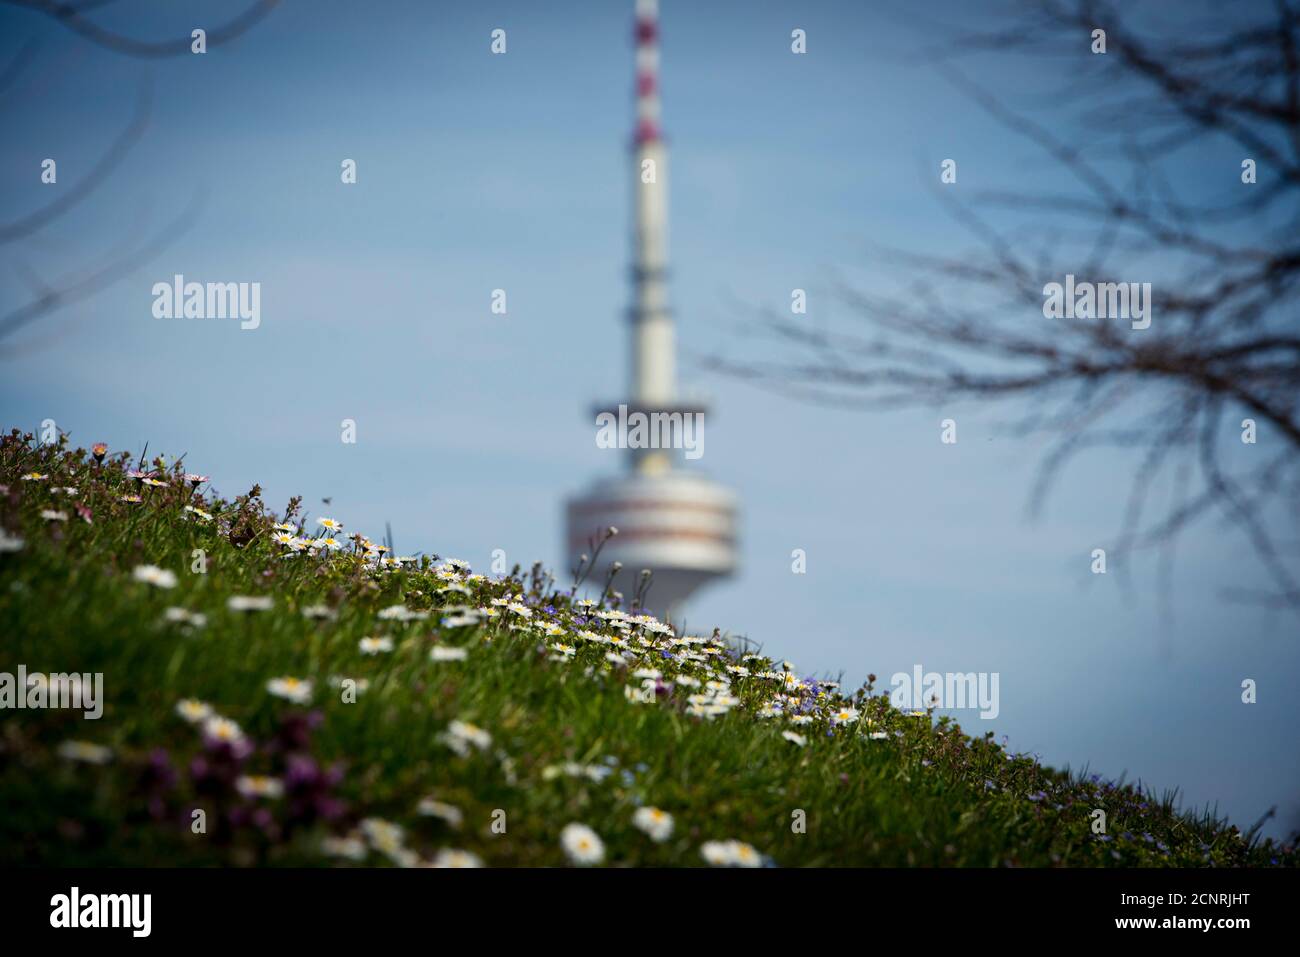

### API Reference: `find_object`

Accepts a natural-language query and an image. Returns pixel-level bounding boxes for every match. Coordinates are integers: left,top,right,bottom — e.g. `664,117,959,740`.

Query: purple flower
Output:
273,710,323,753
192,736,252,793
140,748,177,792
282,755,346,829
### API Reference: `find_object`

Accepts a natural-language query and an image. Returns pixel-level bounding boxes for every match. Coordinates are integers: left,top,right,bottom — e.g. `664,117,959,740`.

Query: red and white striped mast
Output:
629,0,676,473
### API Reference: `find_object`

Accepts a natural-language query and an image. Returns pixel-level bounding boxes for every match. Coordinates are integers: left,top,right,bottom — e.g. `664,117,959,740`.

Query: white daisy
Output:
360,818,406,860
236,775,285,799
632,806,674,842
359,636,393,655
175,698,213,724
227,595,273,612
133,564,177,589
321,834,367,861
203,716,245,744
267,676,313,704
57,740,112,764
163,607,207,629
560,823,605,866
416,798,464,828
441,719,491,756
625,684,655,704
377,604,427,622
700,839,763,867
427,849,483,868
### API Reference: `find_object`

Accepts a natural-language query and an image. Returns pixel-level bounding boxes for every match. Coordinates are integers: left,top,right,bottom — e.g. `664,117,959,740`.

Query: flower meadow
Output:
0,430,1292,868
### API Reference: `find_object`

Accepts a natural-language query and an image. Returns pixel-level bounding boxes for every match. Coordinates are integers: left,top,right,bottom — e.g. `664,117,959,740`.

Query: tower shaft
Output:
631,0,675,473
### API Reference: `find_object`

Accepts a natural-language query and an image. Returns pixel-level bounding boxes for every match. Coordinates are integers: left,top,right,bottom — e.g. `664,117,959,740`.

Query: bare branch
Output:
2,0,281,59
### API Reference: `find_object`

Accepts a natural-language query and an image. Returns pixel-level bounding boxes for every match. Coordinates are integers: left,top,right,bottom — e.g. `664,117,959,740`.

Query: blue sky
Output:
2,0,1297,841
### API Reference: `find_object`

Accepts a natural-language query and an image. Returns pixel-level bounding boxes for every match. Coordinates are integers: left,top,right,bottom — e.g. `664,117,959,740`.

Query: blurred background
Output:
1,0,1296,840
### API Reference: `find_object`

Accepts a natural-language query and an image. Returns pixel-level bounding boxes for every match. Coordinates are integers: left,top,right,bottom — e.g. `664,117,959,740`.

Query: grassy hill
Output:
0,429,1292,867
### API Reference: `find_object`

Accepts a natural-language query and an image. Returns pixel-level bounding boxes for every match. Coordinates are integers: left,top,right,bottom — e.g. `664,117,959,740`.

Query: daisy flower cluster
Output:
267,518,420,571
444,589,872,751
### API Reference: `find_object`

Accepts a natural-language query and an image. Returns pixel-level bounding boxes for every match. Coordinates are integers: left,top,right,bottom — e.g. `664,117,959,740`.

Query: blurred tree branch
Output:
0,0,278,350
2,0,279,58
0,83,150,245
707,0,1300,611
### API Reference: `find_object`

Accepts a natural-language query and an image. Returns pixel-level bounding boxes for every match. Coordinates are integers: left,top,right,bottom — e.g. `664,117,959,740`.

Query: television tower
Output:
565,0,739,620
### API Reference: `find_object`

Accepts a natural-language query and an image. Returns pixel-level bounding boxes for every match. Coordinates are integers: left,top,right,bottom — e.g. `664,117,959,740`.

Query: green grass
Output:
0,429,1292,867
